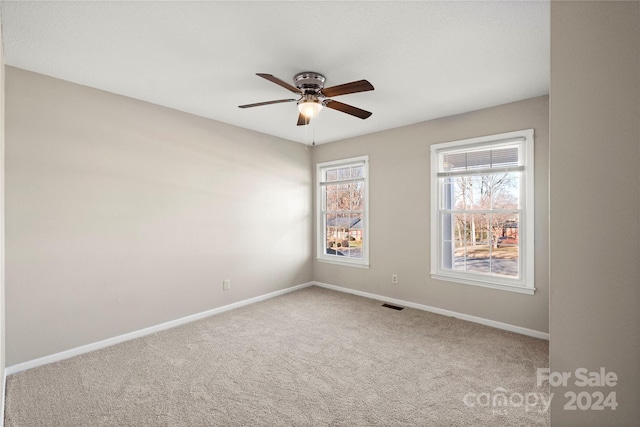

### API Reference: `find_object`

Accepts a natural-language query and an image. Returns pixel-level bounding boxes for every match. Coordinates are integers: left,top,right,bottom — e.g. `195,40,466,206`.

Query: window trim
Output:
316,155,370,268
430,129,535,295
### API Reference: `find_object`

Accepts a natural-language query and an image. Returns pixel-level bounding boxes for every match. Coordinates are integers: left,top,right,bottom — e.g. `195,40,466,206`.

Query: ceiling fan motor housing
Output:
294,72,326,94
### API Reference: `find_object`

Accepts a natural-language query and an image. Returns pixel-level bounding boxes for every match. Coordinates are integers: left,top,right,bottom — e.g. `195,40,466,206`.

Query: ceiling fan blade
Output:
256,73,302,94
297,113,310,126
238,99,297,109
322,80,374,98
324,100,372,119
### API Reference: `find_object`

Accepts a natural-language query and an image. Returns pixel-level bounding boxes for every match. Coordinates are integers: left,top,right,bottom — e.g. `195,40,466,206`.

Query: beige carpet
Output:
4,286,549,426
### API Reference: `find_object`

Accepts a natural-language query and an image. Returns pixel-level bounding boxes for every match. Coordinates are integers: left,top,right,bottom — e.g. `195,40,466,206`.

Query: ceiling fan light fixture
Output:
297,99,323,119
239,72,374,126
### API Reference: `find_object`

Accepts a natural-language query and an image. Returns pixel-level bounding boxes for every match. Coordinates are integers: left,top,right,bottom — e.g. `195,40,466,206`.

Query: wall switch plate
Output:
223,279,230,290
392,274,398,284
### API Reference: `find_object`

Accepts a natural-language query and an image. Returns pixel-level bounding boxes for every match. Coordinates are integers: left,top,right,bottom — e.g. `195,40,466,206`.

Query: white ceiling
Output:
1,1,550,145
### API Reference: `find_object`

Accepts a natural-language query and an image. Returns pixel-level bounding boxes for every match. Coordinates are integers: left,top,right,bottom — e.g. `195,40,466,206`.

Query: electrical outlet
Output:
223,279,230,291
392,274,398,284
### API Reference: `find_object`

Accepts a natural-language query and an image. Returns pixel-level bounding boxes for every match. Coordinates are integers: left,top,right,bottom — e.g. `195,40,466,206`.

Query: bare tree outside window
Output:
449,172,520,277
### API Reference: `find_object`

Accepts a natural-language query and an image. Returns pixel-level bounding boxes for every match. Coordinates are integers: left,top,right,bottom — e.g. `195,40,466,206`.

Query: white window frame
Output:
316,155,370,268
430,129,535,294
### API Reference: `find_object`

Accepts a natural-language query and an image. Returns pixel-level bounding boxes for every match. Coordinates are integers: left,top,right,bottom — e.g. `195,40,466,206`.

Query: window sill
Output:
316,257,370,269
431,273,535,295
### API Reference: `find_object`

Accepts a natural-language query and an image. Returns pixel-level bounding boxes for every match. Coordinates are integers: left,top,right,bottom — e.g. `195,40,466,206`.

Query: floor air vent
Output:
382,303,404,311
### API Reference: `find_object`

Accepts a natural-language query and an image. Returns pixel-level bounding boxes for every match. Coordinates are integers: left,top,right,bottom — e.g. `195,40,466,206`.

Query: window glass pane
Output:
325,184,338,212
492,251,519,277
325,169,337,182
441,235,453,269
466,150,491,171
491,146,519,168
349,182,365,211
466,249,491,274
327,213,345,256
493,244,519,278
452,176,470,210
469,176,484,208
442,152,466,172
459,213,487,274
337,167,350,180
494,214,519,278
452,214,472,271
334,184,348,211
441,212,454,243
490,173,519,209
452,213,469,246
472,213,490,246
347,214,363,259
488,214,500,247
441,145,520,172
444,211,522,278
326,213,348,256
452,241,466,272
440,177,454,210
325,218,338,255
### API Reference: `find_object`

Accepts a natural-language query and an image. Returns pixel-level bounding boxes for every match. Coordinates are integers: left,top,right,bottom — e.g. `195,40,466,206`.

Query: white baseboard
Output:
5,279,547,377
313,281,549,340
5,282,314,376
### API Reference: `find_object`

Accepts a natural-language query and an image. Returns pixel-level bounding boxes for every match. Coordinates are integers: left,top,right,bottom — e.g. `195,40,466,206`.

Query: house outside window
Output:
430,129,535,294
316,155,369,268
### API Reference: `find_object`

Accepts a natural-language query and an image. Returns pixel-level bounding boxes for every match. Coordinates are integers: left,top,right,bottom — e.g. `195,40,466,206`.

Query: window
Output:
316,156,369,267
430,130,534,294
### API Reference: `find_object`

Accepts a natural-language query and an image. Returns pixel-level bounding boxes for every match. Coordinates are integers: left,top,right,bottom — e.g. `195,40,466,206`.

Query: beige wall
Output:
549,2,640,425
4,67,313,365
1,16,6,416
312,96,550,334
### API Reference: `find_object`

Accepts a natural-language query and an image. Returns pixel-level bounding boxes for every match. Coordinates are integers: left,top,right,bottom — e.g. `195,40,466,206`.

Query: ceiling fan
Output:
238,72,374,126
